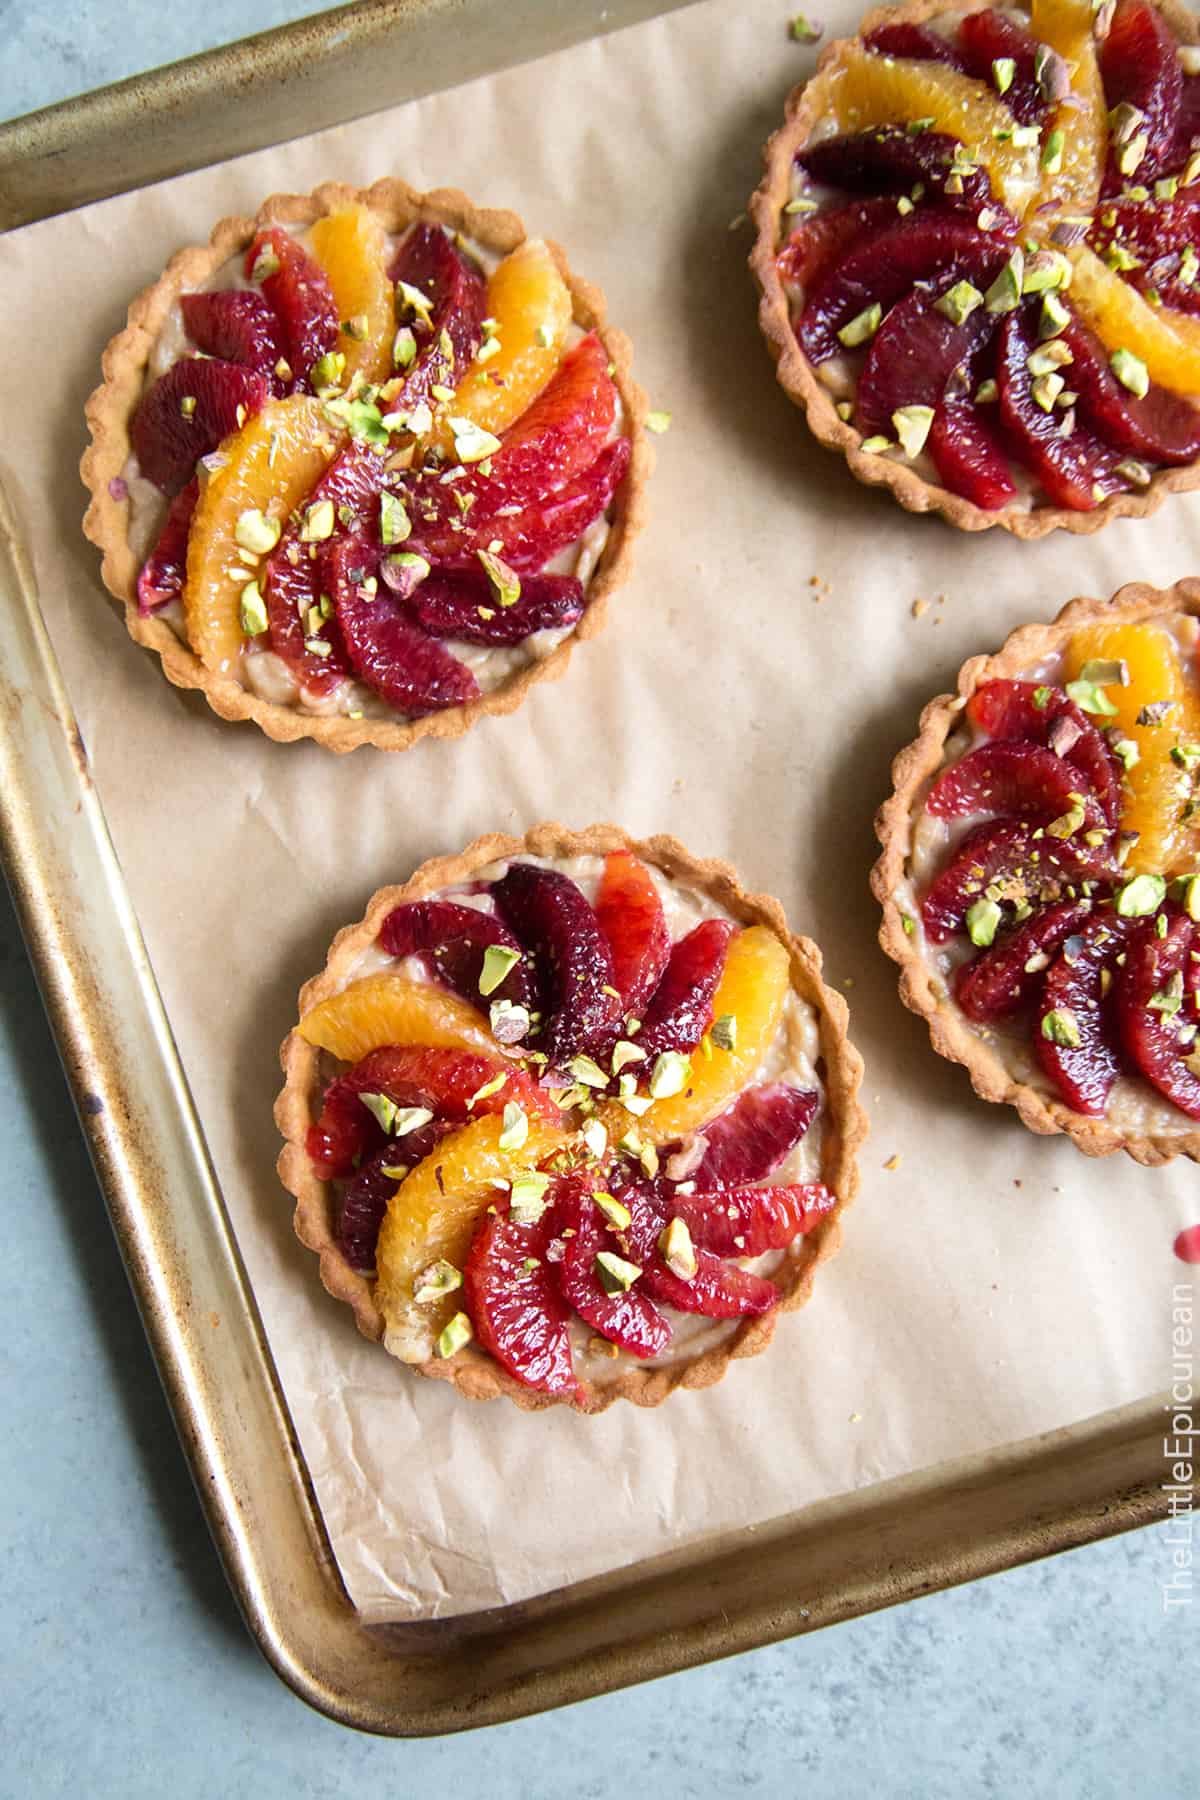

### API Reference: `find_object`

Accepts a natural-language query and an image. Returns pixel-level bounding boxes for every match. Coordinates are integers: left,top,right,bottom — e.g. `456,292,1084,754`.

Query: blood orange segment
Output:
138,478,198,615
308,204,395,389
555,1185,672,1359
593,850,672,1021
1067,246,1200,396
826,46,1040,211
635,920,735,1060
246,227,339,385
620,1185,779,1318
374,1112,567,1361
668,1183,836,1258
464,1202,580,1397
1118,912,1200,1117
954,897,1094,1020
925,740,1103,822
1028,0,1108,219
297,972,505,1062
131,358,271,496
1036,911,1137,1115
433,238,573,449
958,9,1047,127
1100,0,1184,186
690,1083,819,1187
183,395,338,673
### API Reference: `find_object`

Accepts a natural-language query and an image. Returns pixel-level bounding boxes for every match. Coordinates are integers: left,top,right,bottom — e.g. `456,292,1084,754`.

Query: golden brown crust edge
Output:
276,823,868,1415
747,0,1200,539
80,179,651,753
871,577,1200,1165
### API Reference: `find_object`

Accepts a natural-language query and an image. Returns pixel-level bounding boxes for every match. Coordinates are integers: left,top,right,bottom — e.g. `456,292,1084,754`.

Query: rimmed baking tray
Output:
0,0,1173,1737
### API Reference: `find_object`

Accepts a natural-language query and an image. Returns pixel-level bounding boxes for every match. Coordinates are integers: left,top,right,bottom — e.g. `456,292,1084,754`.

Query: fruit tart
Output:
276,825,865,1413
875,579,1200,1162
751,0,1200,534
81,181,646,749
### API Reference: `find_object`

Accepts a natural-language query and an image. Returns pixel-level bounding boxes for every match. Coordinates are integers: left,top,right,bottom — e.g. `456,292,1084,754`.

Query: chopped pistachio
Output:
489,998,531,1044
1022,249,1070,294
341,313,370,342
789,12,822,41
446,415,502,463
392,325,417,368
1080,657,1130,688
611,1039,646,1075
645,410,672,434
239,580,269,636
837,302,882,348
323,395,390,446
435,1311,473,1358
901,912,917,937
396,279,434,328
896,195,915,216
1031,370,1066,411
1032,685,1054,709
1137,700,1177,727
1117,132,1149,178
1171,742,1200,772
1116,457,1152,489
1046,799,1088,839
1149,970,1186,1016
1010,124,1041,149
984,250,1025,314
1104,242,1142,273
1116,872,1167,917
250,247,280,281
359,1091,399,1133
906,116,935,135
300,498,336,542
467,1071,509,1109
304,636,331,658
596,1250,642,1295
1110,347,1149,398
1064,677,1119,717
648,1051,691,1099
1109,734,1140,770
974,378,999,405
1179,873,1200,921
385,551,432,596
935,279,983,325
1180,245,1200,288
660,1217,699,1282
498,1102,529,1152
413,1260,462,1303
1041,1007,1083,1048
509,1170,552,1224
966,897,1002,947
379,491,411,546
860,435,893,453
991,56,1015,94
569,1055,609,1089
710,1013,738,1052
309,350,346,391
478,943,521,996
783,196,819,215
179,394,197,419
580,1118,608,1160
1027,339,1074,380
1039,291,1071,339
474,336,502,364
892,404,935,458
1041,128,1065,173
477,548,521,607
593,1190,631,1231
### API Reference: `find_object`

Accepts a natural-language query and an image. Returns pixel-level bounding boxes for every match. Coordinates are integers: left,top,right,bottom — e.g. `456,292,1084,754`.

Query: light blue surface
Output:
2,5,1196,1790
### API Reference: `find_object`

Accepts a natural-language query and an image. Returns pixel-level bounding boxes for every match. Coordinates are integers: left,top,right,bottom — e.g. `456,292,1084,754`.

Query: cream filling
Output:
335,854,827,1382
893,626,1200,1137
128,222,622,717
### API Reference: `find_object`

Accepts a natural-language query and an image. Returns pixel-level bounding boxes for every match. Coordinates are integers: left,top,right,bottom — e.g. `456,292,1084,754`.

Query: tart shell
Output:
81,180,650,752
276,823,868,1414
748,0,1200,538
872,577,1200,1164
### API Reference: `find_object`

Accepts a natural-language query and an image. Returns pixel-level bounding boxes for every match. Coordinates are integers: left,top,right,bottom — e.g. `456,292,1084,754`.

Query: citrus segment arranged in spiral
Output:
772,0,1200,520
297,971,505,1062
308,204,395,389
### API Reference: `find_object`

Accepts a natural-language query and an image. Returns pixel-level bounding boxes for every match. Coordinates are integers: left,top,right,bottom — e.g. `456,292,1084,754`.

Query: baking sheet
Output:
0,0,1194,1625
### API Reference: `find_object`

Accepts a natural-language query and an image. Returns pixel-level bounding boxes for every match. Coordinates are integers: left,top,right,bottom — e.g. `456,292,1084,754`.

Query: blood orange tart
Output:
276,825,866,1413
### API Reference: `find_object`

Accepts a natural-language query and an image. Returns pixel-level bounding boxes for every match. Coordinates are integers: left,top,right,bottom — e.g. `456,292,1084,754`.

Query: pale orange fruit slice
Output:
184,395,337,673
375,1112,568,1361
1029,0,1107,220
433,238,572,451
1065,622,1200,874
1066,247,1200,395
297,972,504,1063
308,205,395,390
827,47,1038,212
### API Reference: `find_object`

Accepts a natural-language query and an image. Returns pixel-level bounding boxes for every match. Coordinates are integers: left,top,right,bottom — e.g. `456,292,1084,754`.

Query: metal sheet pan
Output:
0,0,1172,1736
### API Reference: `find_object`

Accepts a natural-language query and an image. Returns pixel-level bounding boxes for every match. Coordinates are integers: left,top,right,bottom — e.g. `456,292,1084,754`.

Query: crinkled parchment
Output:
0,0,1194,1623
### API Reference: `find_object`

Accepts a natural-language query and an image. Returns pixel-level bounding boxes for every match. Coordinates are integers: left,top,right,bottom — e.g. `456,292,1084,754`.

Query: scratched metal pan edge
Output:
0,0,1174,1735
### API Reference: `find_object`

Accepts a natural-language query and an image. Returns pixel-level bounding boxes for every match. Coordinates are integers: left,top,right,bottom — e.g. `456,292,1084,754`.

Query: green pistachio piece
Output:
1041,1008,1082,1048
984,249,1025,314
892,404,935,458
1180,245,1200,287
1032,685,1054,709
901,912,917,937
1031,370,1065,411
1172,742,1200,771
1041,128,1065,173
1079,657,1129,688
477,548,521,607
392,325,417,368
379,491,411,546
509,1170,552,1224
359,1091,399,1133
396,280,434,328
659,1217,699,1282
593,1190,632,1231
974,377,999,404
300,498,336,542
413,1260,463,1304
341,313,370,341
966,897,1003,947
392,1106,435,1138
991,56,1015,94
467,1071,509,1108
1148,971,1185,1016
645,410,672,434
906,117,935,135
859,436,893,453
1118,132,1149,177
580,1118,608,1160
239,581,269,637
1022,250,1070,294
1046,800,1088,839
783,196,819,215
534,322,556,349
1179,873,1200,921
611,1039,646,1075
179,394,197,419
895,195,915,216
648,1051,691,1099
435,1311,473,1358
1116,872,1167,917
789,12,822,41
1064,677,1119,716
385,551,431,595
1027,339,1074,378
837,302,883,348
475,336,502,364
709,1013,738,1052
1010,124,1041,148
489,998,531,1044
935,279,983,325
1116,457,1152,489
595,1250,642,1295
1110,347,1149,398
498,1102,529,1152
234,507,281,554
309,350,346,391
444,415,502,463
478,943,521,996
1039,291,1071,339
1109,735,1140,770
569,1055,609,1090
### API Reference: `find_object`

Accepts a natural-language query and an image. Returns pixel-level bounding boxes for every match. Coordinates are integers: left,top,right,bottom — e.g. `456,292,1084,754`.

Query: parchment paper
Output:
1,0,1195,1623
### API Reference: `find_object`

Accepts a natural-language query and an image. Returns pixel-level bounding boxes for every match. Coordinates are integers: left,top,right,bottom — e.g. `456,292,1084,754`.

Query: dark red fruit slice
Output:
306,1044,545,1177
464,1203,579,1397
335,1137,454,1271
327,539,480,716
1036,910,1137,1116
954,898,1094,1020
409,571,585,644
555,1185,672,1358
925,740,1103,824
668,1183,836,1258
263,443,385,695
137,478,198,615
777,198,902,289
1101,0,1183,185
378,899,538,1015
689,1083,820,1188
958,8,1048,127
619,1186,779,1318
593,849,672,1022
856,286,999,434
864,21,964,64
796,129,994,210
180,291,287,385
1117,911,1200,1118
1086,193,1200,264
798,219,1014,365
997,310,1125,510
927,401,1019,510
1060,314,1200,464
1172,72,1200,166
635,920,736,1061
920,818,1117,943
491,861,621,1067
130,358,270,495
245,227,339,386
386,224,487,415
414,436,631,573
966,679,1124,827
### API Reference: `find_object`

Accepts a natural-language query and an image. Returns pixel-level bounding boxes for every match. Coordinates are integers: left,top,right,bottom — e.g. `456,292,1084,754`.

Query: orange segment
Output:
1067,246,1200,395
308,205,394,389
184,395,336,673
827,48,1039,212
375,1113,568,1360
1064,622,1200,874
434,238,572,450
614,927,793,1143
1029,0,1106,220
297,972,503,1063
